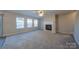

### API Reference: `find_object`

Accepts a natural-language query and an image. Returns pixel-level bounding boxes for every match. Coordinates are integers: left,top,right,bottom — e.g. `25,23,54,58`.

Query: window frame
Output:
16,17,25,29
26,18,33,28
34,19,38,27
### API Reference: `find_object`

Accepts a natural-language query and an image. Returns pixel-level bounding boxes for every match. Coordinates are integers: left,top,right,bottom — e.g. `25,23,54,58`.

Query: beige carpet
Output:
2,30,77,49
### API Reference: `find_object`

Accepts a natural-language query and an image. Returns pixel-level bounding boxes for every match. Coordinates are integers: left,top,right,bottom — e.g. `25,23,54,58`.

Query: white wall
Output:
74,11,79,45
58,11,77,34
42,14,56,33
2,12,40,36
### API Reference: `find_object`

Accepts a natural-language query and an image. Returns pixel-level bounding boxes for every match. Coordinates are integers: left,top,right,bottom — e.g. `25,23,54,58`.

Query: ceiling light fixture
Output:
37,10,44,16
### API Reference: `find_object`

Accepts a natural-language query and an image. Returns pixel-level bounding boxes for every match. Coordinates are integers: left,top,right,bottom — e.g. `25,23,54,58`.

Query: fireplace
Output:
45,24,52,31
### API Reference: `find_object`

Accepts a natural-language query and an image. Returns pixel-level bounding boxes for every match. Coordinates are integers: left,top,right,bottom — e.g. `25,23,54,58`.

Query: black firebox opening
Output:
45,24,52,31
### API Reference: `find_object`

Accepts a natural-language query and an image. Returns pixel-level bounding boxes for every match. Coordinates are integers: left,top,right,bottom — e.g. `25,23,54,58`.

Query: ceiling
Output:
3,10,74,18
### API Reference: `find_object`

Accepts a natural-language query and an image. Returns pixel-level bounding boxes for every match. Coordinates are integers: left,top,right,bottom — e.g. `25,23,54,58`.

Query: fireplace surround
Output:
45,24,52,31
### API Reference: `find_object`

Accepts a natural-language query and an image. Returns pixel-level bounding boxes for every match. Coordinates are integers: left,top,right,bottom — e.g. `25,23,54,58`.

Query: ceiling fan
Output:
33,10,46,16
37,10,44,16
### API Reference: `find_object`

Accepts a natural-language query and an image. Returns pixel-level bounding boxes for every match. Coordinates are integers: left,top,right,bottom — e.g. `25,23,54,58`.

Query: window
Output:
16,17,24,29
27,18,32,28
34,19,38,27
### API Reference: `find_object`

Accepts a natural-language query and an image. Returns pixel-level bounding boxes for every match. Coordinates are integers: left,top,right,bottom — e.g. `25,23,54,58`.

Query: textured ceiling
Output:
3,10,74,18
